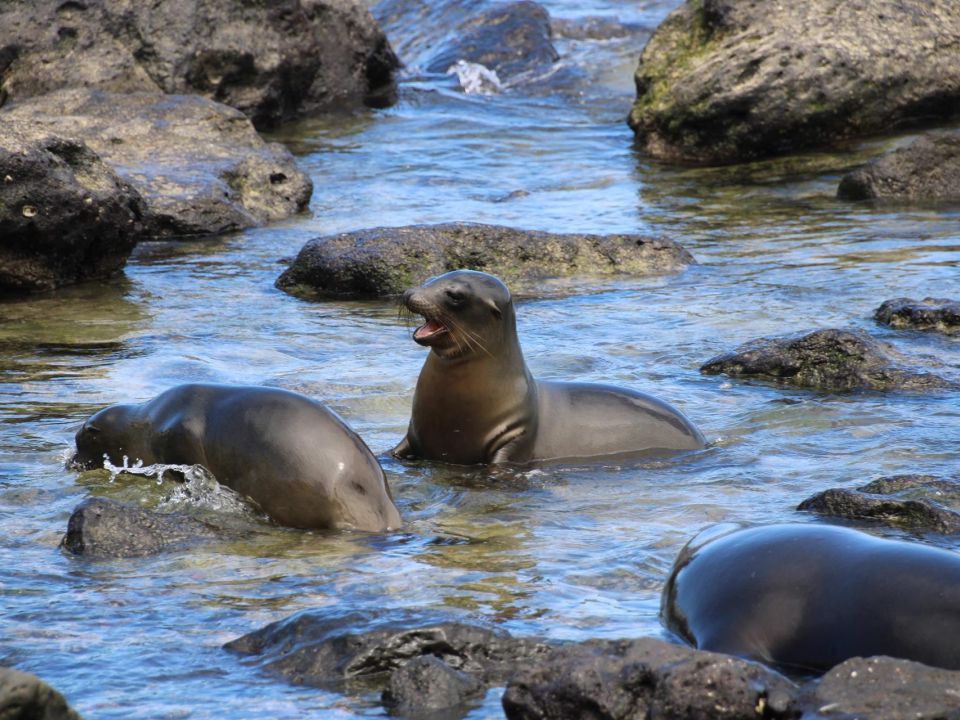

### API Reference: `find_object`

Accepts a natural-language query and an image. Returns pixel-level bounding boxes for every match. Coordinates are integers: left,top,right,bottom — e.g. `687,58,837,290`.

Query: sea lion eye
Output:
445,289,465,305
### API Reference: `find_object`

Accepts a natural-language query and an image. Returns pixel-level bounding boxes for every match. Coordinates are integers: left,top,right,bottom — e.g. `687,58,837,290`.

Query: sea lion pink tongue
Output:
393,270,705,465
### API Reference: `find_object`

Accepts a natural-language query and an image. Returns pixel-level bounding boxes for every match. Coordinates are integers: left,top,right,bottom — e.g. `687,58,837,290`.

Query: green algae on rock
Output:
276,222,695,299
628,0,960,165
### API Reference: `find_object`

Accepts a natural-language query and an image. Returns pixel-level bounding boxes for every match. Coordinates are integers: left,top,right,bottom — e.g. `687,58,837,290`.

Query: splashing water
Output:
447,59,504,94
102,456,257,517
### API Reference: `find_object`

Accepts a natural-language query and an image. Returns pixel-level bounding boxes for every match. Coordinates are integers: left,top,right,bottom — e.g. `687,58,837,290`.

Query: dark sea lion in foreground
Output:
392,270,705,464
74,383,402,532
663,523,960,674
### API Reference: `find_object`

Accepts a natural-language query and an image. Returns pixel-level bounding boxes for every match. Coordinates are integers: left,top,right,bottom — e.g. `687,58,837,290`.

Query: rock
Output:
798,489,960,534
276,223,695,299
61,497,219,558
875,297,960,335
5,89,312,239
700,328,954,391
425,1,558,79
798,474,960,533
838,132,960,201
226,612,552,702
0,120,145,294
0,666,82,720
374,0,559,88
627,0,960,164
0,0,398,127
551,16,642,41
382,655,484,716
810,656,960,720
501,636,798,720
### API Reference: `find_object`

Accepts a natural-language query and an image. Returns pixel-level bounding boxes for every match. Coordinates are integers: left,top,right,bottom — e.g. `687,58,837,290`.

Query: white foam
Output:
446,60,503,95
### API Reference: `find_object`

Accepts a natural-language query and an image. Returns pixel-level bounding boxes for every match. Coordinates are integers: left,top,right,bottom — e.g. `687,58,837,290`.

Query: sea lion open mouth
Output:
413,317,449,344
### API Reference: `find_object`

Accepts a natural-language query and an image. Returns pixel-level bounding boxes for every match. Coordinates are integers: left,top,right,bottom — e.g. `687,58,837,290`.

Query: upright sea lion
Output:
392,270,705,464
74,383,402,532
663,523,960,673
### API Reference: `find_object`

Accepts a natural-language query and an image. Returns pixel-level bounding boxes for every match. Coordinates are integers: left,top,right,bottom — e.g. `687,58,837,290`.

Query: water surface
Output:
1,0,959,717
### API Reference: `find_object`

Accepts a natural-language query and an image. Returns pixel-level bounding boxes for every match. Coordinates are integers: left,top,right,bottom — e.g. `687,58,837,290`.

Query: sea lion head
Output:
73,403,147,469
402,270,514,359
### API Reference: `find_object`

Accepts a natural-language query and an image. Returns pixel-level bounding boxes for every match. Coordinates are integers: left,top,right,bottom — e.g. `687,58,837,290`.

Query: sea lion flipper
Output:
391,434,415,459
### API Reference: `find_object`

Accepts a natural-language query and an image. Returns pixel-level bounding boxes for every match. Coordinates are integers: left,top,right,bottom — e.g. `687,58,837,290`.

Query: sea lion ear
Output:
485,297,502,319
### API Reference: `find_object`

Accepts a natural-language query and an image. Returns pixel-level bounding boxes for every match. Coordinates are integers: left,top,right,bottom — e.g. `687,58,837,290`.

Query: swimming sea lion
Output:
74,383,402,532
663,522,960,673
392,270,705,464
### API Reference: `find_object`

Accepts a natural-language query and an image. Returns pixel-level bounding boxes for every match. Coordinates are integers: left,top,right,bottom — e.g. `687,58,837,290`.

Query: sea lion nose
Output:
402,288,416,307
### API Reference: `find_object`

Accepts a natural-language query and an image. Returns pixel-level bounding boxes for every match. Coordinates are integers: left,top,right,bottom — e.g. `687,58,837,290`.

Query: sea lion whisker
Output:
443,314,494,358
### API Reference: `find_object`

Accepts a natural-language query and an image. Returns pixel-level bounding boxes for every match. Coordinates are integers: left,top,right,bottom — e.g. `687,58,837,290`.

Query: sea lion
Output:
392,270,705,464
73,383,402,532
663,523,960,674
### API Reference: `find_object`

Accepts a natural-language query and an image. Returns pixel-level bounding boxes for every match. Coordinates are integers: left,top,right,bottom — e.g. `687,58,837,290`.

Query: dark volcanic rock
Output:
700,328,954,391
798,474,960,533
0,666,82,720
374,0,560,89
809,656,960,720
501,636,799,720
226,612,551,687
62,497,219,558
0,0,398,127
838,132,960,202
382,655,484,716
276,223,694,299
627,0,960,164
875,297,960,335
5,89,312,239
0,120,145,294
425,1,558,79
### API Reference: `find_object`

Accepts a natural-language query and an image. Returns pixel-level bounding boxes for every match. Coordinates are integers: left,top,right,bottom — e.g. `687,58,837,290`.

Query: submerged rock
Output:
374,0,560,89
838,132,960,201
0,666,82,720
628,0,960,164
700,328,954,391
5,89,312,239
425,1,558,80
0,0,398,127
0,120,145,294
501,637,799,720
799,474,960,533
276,223,694,299
382,655,484,716
875,297,960,335
62,497,219,558
227,612,551,716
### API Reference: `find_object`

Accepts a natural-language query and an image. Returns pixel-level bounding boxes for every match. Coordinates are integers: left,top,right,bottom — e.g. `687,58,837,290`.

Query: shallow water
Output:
2,0,959,717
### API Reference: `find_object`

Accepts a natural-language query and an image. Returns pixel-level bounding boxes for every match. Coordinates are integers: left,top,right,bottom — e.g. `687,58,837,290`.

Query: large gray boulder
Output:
5,89,312,239
700,328,954,391
276,223,695,299
0,666,82,720
839,132,960,201
628,0,960,164
0,120,144,294
0,0,398,127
